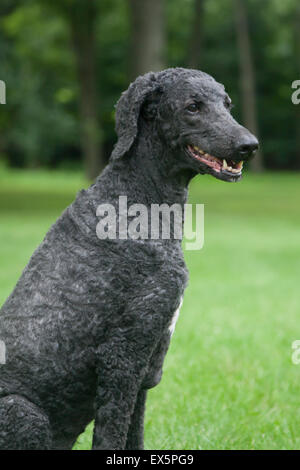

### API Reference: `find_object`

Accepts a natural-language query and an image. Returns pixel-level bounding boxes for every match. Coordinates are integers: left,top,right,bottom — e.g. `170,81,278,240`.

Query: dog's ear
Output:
110,72,162,161
141,89,163,121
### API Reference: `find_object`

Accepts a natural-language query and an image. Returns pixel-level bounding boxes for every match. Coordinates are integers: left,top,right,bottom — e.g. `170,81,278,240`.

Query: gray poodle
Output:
0,68,258,450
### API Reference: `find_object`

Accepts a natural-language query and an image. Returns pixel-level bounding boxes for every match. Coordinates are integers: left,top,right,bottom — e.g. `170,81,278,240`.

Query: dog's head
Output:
111,68,258,183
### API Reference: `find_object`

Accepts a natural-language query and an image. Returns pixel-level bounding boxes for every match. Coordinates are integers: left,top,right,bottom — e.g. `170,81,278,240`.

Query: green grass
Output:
1,167,300,450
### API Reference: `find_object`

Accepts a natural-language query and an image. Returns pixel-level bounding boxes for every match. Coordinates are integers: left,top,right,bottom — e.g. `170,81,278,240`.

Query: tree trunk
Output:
69,0,103,180
128,0,166,80
187,0,204,69
235,0,263,172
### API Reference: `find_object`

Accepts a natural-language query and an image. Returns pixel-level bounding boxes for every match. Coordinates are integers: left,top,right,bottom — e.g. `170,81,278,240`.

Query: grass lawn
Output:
1,167,300,450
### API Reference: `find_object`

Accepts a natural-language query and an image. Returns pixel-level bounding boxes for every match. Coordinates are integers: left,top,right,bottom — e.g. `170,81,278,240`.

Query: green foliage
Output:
0,2,79,167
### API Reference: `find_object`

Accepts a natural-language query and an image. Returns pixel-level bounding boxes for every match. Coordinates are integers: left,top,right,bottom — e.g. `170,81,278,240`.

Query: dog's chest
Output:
152,243,188,332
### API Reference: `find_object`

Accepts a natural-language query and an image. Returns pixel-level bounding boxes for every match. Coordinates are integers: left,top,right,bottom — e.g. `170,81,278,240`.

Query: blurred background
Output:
1,0,300,450
0,0,299,177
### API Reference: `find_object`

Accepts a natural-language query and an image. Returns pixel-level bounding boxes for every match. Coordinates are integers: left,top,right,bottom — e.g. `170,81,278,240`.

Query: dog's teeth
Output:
227,166,232,171
222,159,227,170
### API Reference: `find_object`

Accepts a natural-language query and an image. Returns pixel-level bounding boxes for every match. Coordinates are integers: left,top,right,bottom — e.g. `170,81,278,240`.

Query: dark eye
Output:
186,103,200,113
224,98,234,110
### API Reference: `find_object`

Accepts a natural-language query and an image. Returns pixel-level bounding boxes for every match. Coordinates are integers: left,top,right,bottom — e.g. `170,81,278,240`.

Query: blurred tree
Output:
128,0,166,79
235,0,263,171
68,0,103,180
44,0,103,179
187,0,205,69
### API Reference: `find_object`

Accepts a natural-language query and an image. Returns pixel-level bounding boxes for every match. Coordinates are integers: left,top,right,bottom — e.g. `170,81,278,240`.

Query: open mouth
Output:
187,145,243,179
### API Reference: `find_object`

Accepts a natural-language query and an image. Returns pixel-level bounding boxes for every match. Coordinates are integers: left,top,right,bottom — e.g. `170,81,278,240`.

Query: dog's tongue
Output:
188,145,222,172
188,145,243,174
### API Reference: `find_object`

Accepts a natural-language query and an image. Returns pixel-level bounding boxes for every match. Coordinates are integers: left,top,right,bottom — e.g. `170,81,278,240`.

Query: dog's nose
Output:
235,136,259,160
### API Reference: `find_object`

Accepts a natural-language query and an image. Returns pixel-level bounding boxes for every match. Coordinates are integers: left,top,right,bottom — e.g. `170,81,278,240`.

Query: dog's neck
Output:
83,128,194,243
108,126,191,208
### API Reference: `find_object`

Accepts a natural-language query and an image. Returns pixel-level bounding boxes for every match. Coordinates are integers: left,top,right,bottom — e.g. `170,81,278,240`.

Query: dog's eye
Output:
186,103,199,113
224,98,234,110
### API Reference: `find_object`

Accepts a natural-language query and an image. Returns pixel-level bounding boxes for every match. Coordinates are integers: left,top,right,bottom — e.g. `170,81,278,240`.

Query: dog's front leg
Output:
125,331,171,450
92,334,154,450
125,388,147,450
